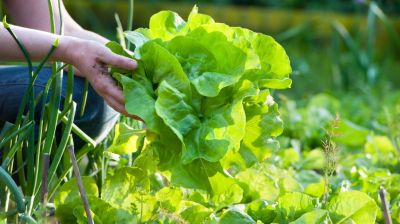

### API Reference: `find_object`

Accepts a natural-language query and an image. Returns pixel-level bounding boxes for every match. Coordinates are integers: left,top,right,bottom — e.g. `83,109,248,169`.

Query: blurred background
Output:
1,0,399,126
61,1,400,173
62,0,400,100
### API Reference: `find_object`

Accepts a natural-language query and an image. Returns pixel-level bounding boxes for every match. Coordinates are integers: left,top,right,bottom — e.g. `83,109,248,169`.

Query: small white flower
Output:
265,95,275,106
358,169,368,178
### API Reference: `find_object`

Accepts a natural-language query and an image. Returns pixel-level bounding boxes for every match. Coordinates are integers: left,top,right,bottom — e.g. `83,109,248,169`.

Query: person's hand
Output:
59,37,137,117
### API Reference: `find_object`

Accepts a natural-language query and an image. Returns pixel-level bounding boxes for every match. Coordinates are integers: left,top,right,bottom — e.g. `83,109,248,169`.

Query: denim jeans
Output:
0,66,119,148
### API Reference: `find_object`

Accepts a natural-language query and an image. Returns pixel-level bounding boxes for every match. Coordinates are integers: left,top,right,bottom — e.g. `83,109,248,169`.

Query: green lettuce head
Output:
107,6,291,193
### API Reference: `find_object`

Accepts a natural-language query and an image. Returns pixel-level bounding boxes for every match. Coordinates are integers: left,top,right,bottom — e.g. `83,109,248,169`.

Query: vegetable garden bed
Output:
1,2,400,224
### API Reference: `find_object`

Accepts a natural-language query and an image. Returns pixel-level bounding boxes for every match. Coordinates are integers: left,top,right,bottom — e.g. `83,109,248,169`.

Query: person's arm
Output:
3,0,137,116
4,0,108,44
0,23,136,116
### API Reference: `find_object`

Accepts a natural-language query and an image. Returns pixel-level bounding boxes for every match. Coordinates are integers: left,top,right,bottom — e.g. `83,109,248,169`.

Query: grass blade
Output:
67,145,94,224
126,0,134,50
0,167,25,213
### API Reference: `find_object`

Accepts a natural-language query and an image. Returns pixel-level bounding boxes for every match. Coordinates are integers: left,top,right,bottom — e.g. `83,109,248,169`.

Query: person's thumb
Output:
101,50,137,70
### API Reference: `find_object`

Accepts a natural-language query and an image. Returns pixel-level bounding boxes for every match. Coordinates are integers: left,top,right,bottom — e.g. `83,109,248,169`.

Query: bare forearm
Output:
0,23,77,64
2,0,138,115
5,0,108,45
65,26,108,45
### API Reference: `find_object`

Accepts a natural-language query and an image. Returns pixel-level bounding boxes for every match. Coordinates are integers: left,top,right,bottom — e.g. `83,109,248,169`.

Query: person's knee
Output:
0,66,119,147
0,66,50,126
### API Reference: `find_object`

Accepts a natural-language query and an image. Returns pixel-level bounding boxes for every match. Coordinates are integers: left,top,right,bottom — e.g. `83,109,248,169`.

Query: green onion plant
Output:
0,1,95,223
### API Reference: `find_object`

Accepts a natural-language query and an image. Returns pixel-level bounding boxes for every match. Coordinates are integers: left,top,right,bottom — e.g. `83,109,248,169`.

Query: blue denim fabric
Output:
0,66,119,147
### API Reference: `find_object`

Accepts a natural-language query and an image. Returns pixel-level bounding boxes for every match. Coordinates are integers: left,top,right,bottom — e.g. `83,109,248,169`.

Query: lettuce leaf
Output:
109,6,292,192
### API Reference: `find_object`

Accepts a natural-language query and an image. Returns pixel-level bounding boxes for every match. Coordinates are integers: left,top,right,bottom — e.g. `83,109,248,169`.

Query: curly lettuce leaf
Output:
328,191,378,224
107,123,144,155
109,6,292,192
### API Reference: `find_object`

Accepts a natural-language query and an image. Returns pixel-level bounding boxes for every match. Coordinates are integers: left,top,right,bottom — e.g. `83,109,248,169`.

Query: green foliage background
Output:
2,0,400,223
53,3,400,223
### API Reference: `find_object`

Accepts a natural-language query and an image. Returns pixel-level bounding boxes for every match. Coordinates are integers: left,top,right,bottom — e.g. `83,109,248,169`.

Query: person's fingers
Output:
104,94,144,120
93,75,125,105
106,86,125,105
130,115,144,122
103,95,129,116
95,73,125,112
91,70,124,104
100,50,137,70
97,79,143,120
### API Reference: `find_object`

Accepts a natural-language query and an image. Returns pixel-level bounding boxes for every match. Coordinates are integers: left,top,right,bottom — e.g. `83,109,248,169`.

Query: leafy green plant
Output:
107,6,292,192
52,7,389,224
